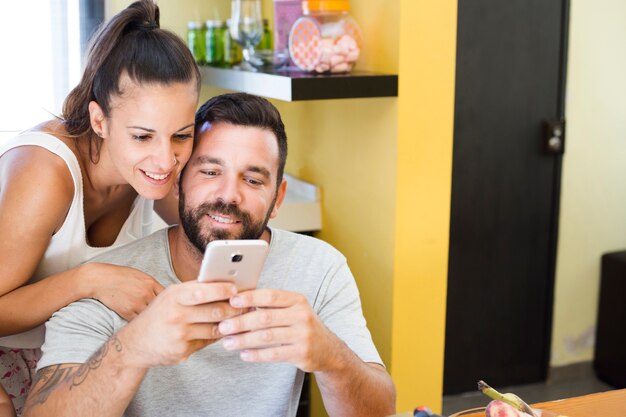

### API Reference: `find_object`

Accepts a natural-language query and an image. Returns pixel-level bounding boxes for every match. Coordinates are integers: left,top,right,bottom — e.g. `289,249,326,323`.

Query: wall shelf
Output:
200,66,398,102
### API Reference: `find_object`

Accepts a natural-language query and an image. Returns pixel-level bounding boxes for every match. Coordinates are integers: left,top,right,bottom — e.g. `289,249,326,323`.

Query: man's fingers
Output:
219,306,295,335
175,282,237,306
153,283,165,296
238,344,298,363
222,326,294,351
185,323,224,341
186,301,244,324
230,288,304,309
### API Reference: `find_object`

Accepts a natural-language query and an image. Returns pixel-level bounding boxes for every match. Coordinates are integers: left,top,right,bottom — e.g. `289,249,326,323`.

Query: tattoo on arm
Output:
26,336,123,407
71,337,122,387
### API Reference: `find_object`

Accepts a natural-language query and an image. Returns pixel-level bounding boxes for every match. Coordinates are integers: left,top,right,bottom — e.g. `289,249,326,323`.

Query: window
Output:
0,0,103,141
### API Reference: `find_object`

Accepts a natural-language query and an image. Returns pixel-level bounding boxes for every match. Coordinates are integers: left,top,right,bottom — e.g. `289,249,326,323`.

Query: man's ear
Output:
88,101,107,137
269,178,287,219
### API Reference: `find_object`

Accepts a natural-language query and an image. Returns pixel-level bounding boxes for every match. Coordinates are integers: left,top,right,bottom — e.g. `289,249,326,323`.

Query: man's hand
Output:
217,289,342,372
120,281,244,368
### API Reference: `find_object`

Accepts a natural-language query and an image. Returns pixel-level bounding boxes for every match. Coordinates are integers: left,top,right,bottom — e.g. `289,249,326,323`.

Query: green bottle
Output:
187,21,206,65
205,20,224,66
258,18,273,51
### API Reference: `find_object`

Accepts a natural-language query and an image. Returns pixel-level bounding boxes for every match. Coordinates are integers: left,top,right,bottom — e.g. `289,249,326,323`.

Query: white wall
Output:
551,0,626,366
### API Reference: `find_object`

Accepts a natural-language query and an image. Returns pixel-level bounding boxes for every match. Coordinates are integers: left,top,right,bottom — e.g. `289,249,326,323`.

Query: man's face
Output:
178,121,286,253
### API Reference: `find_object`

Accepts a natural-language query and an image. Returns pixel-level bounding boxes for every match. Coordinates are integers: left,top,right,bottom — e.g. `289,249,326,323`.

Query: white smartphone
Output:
197,239,269,291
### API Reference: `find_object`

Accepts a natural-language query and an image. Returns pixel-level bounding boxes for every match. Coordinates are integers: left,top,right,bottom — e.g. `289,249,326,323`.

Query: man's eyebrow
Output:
190,157,271,179
247,166,271,179
192,156,223,166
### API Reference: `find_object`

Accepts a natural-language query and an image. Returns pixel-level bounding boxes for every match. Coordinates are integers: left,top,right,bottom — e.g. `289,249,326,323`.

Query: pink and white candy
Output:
315,34,360,73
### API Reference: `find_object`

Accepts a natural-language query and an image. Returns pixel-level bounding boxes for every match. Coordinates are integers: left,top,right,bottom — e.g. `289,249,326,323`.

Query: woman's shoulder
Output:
0,123,77,210
24,119,80,152
2,121,81,182
0,152,77,243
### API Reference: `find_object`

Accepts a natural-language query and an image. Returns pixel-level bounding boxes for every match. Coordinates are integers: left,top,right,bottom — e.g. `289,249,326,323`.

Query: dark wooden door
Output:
443,0,569,394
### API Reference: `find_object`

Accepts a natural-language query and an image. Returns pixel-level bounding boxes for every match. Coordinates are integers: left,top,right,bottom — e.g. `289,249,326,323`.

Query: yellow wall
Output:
392,0,456,412
551,0,626,366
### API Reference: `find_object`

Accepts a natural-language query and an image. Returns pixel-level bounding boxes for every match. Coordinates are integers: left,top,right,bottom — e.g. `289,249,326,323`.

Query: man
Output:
23,93,396,417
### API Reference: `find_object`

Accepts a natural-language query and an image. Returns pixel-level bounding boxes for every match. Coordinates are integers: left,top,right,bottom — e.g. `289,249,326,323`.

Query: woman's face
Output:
94,76,198,200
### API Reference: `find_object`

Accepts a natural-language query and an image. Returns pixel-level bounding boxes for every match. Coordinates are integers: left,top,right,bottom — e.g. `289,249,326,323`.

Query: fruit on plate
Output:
477,380,569,417
478,380,537,416
486,400,531,417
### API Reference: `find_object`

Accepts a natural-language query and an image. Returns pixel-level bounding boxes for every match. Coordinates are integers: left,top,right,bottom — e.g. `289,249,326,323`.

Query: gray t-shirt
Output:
39,228,383,417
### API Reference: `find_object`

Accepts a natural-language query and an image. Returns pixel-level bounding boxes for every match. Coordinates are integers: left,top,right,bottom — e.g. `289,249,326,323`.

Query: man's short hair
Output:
194,93,288,187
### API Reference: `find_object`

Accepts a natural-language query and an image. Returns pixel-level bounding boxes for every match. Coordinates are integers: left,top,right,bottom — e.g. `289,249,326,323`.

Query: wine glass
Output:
229,0,263,71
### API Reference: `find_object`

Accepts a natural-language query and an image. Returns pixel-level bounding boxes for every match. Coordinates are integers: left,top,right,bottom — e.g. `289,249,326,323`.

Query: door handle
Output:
543,119,565,154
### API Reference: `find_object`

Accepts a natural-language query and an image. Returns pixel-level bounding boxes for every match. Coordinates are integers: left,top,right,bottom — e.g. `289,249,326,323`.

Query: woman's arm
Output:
0,146,88,335
0,262,163,336
0,147,162,336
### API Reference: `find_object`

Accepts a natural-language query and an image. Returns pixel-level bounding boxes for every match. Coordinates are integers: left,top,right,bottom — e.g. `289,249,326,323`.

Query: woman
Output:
0,1,201,415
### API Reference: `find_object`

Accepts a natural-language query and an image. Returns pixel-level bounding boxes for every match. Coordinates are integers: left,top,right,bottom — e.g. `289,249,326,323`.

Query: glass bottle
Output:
258,18,273,50
205,20,224,66
187,21,207,65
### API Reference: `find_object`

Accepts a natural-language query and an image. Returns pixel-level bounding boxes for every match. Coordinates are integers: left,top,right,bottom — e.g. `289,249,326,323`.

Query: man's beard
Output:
179,188,276,254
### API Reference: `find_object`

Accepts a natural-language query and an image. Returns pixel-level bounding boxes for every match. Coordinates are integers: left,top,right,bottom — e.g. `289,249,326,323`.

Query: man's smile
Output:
208,213,240,224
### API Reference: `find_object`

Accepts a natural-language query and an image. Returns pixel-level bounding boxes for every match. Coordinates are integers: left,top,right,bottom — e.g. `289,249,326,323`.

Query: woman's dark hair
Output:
62,0,201,162
193,93,288,188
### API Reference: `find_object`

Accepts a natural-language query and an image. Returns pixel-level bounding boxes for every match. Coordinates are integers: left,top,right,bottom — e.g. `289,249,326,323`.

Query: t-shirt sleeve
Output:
314,261,384,367
37,298,121,371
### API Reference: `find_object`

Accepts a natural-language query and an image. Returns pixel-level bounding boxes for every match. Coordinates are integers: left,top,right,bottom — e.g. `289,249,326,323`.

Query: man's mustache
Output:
194,200,251,223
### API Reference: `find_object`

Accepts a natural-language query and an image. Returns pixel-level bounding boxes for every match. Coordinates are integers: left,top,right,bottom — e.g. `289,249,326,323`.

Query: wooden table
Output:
453,389,626,417
533,388,626,417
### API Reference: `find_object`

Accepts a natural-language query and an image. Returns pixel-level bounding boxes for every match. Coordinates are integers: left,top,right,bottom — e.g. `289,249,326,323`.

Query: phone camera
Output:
231,254,243,262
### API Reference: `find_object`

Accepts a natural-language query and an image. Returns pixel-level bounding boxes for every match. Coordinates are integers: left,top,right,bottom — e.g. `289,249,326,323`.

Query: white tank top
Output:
0,132,155,348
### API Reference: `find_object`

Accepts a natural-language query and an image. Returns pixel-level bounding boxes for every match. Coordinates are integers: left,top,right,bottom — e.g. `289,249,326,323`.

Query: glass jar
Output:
288,0,362,73
187,21,207,65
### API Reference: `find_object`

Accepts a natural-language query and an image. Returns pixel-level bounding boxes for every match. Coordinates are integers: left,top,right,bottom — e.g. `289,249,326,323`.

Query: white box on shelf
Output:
269,173,321,232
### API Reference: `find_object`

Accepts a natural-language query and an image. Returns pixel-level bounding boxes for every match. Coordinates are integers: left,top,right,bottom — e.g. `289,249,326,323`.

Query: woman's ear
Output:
88,101,107,137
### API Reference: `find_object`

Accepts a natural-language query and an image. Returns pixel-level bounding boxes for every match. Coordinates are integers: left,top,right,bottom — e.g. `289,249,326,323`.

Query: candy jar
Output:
288,0,362,73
